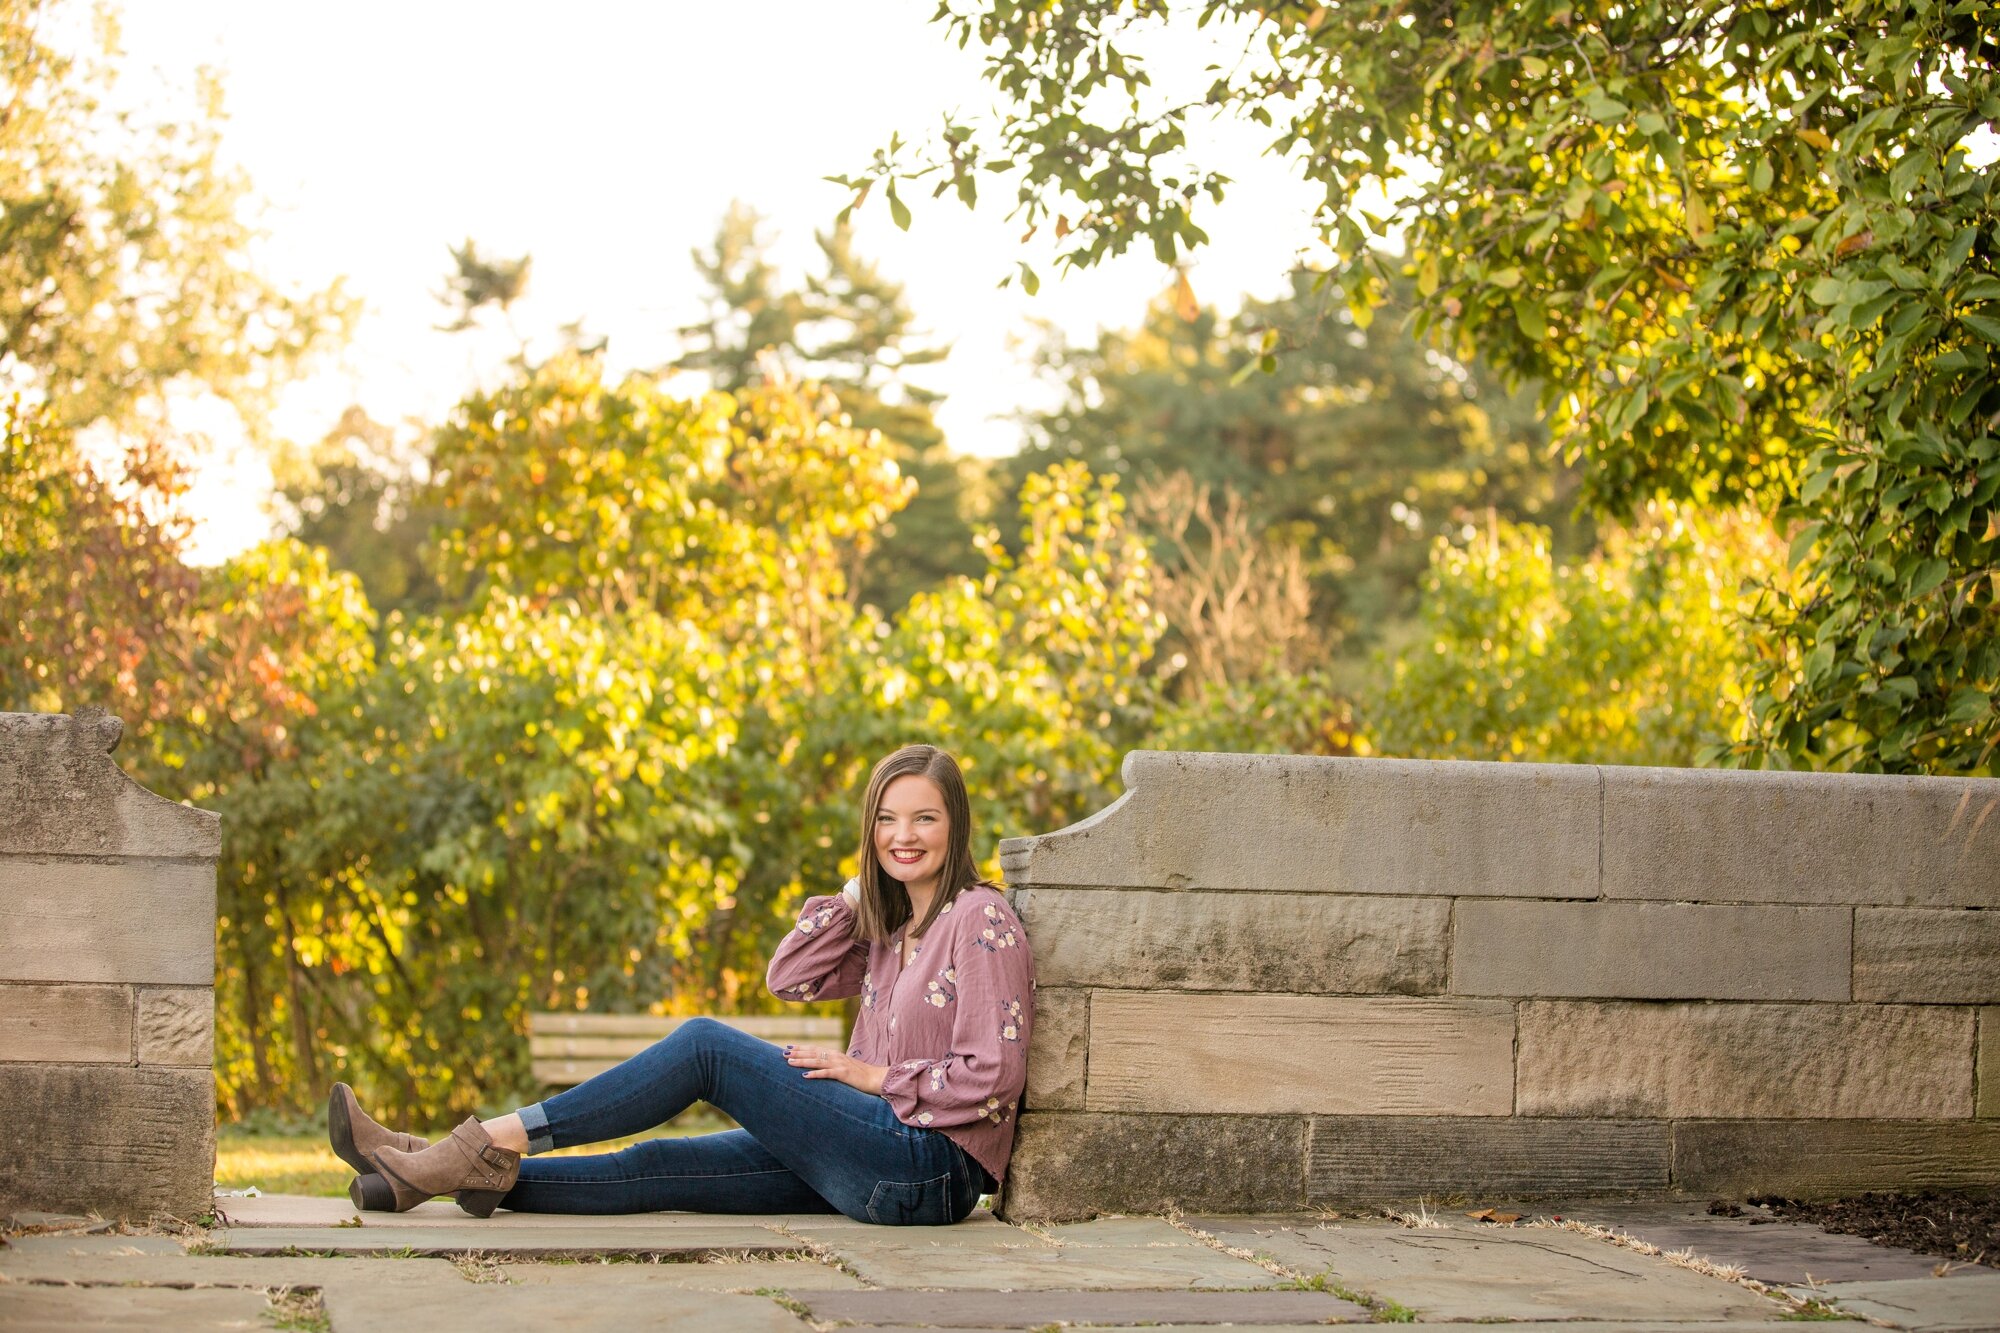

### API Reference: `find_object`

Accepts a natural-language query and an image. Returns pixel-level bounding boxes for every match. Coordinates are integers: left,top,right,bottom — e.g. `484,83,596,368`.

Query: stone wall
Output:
997,750,2000,1221
0,710,220,1220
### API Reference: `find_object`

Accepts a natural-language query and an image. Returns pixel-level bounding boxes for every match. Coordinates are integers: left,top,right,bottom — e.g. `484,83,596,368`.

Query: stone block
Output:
1193,1217,1779,1324
1570,1201,1965,1285
1855,908,2000,1002
997,1111,1306,1220
795,1290,1368,1327
1086,991,1514,1115
494,1257,863,1289
1813,1273,2000,1332
217,1225,801,1258
136,986,212,1065
1307,1117,1670,1200
1000,750,1599,899
0,709,220,860
796,1215,1283,1290
0,1286,271,1331
1673,1120,2000,1197
1518,1000,1973,1119
1024,986,1086,1110
1451,901,1850,1000
322,1283,809,1333
0,856,215,984
1601,765,2000,906
1982,1008,1999,1119
1019,887,1448,994
0,982,131,1063
0,1064,213,1218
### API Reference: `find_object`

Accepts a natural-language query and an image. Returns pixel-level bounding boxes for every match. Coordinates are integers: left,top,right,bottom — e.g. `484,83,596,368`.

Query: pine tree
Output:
675,206,985,610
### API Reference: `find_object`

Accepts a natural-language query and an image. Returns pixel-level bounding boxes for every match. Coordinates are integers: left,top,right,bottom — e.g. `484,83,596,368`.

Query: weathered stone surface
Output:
1194,1217,1781,1323
0,858,216,984
135,986,212,1065
209,1192,813,1229
1672,1120,2000,1197
998,1111,1306,1221
801,1221,1283,1291
1018,887,1449,994
1452,901,1850,1000
797,1290,1369,1327
1570,1201,1974,1285
1024,986,1086,1110
1814,1273,2000,1332
1519,1000,1974,1119
0,982,131,1062
860,1325,1820,1333
0,710,220,860
1856,908,2000,1002
495,1257,863,1288
1982,1008,1999,1120
0,1249,467,1288
1088,991,1514,1115
1308,1117,1670,1200
0,1284,270,1331
0,1233,187,1258
999,750,1600,899
213,1224,800,1258
1601,764,2000,907
0,1064,212,1218
322,1282,807,1332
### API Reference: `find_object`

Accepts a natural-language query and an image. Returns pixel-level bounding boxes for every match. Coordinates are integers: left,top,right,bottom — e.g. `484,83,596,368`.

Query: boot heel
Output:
456,1189,507,1218
349,1173,397,1212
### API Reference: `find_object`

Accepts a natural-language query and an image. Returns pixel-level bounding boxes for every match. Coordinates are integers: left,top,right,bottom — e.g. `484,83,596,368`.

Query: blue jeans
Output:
501,1017,989,1224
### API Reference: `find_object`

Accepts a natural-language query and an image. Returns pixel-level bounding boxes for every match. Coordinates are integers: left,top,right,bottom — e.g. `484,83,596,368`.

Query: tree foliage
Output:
866,0,2000,773
0,0,352,435
676,204,987,610
1369,507,1787,766
1011,270,1582,644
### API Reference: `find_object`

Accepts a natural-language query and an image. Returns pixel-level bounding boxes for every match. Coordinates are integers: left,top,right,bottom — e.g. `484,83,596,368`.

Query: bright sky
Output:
112,2,1330,562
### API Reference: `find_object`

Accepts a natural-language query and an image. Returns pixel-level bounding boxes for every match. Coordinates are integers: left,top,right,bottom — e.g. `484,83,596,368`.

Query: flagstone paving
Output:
5,1194,1997,1330
493,1256,866,1289
0,1283,272,1331
1569,1199,1993,1285
1191,1215,1787,1323
1790,1272,2000,1332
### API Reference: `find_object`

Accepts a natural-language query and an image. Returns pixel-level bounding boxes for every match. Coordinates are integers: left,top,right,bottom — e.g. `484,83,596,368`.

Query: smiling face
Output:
873,772,949,897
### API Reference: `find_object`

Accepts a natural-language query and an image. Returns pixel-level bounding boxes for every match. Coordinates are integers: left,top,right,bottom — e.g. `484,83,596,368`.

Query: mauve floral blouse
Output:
766,883,1034,1184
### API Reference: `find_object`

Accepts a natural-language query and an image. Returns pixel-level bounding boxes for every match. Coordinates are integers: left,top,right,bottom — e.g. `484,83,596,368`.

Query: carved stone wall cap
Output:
71,704,124,753
0,709,220,860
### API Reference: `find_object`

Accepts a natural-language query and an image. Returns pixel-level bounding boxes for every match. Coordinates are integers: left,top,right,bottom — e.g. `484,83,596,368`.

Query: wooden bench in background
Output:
528,1012,846,1088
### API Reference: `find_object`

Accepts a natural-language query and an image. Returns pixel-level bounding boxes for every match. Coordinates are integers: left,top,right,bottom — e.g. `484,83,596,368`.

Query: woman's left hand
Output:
784,1044,887,1095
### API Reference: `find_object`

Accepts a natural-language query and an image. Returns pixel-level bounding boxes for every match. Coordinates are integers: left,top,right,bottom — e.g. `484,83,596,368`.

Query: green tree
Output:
273,405,442,619
1368,508,1786,766
676,205,986,610
0,402,379,1112
0,401,198,725
804,221,988,608
0,0,352,435
1012,270,1582,646
857,0,2000,774
674,202,808,393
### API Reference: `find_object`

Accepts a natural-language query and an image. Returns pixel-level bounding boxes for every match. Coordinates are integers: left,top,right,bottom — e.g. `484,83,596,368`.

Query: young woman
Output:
325,744,1034,1226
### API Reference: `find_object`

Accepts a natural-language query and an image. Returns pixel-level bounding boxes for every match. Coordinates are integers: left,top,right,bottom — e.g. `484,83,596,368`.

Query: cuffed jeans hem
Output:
518,1101,554,1156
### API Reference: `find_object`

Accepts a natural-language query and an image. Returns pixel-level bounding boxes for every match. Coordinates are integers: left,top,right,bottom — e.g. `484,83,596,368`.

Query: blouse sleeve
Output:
766,893,869,1003
879,896,1035,1132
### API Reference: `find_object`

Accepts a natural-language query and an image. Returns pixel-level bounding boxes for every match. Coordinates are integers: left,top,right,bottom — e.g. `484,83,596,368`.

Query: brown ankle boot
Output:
327,1083,429,1180
371,1116,520,1217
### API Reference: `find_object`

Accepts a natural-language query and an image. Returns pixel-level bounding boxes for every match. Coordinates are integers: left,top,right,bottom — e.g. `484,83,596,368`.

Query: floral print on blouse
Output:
766,883,1035,1185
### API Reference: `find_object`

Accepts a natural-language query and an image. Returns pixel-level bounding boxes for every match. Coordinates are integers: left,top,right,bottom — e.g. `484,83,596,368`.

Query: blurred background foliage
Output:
2,0,1993,1126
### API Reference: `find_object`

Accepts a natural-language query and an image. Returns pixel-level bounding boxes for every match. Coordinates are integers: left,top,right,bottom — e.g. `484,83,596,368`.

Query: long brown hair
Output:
853,744,991,943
